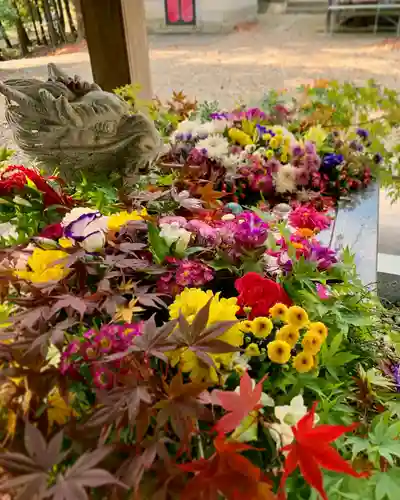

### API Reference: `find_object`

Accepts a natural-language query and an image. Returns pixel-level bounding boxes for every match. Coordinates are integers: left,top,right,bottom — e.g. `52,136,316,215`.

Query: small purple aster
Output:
356,128,369,140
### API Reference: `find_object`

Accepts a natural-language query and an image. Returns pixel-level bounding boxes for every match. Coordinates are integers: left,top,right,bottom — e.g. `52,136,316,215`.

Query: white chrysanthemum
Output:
171,119,203,143
212,118,231,134
197,121,217,137
222,153,241,170
275,164,296,193
195,134,230,160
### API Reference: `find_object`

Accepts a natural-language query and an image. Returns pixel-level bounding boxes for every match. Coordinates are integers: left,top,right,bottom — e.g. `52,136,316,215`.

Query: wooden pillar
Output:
81,0,152,98
121,0,153,101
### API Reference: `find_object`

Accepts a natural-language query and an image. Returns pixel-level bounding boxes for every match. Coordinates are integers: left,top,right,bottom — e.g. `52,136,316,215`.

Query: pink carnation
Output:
289,206,331,232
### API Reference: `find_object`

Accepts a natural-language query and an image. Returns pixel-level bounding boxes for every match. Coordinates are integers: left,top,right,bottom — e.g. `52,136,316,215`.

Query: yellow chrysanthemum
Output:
263,133,272,141
265,149,274,159
168,288,243,382
276,325,300,348
293,351,314,373
14,248,70,283
269,137,279,149
302,331,323,355
239,320,253,333
269,303,289,321
245,343,261,357
252,317,273,338
267,340,291,364
108,208,148,231
280,153,288,163
228,128,253,147
286,306,309,328
308,322,328,341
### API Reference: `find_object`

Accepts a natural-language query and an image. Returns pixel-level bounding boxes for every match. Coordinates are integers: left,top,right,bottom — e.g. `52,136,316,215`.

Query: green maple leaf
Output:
375,469,400,500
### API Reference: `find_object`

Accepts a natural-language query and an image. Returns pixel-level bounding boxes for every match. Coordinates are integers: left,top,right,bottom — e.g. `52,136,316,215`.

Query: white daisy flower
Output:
195,134,230,160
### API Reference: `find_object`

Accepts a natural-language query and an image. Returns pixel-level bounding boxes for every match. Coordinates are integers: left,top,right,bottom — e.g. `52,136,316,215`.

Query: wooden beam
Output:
121,0,153,100
81,0,153,98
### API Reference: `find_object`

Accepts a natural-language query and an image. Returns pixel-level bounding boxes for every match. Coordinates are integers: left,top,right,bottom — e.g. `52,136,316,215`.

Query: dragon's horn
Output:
48,63,70,81
0,81,37,108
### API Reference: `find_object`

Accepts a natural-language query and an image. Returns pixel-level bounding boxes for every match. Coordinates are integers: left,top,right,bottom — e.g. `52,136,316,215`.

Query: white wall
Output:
144,0,258,33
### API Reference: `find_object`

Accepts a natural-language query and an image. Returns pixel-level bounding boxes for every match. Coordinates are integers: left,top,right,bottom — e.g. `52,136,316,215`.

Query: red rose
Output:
0,165,27,194
40,223,63,240
235,272,292,319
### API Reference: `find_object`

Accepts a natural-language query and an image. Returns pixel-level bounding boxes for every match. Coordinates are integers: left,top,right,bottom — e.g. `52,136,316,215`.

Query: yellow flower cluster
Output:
257,303,328,373
262,129,292,163
107,208,148,231
168,289,244,383
14,248,70,284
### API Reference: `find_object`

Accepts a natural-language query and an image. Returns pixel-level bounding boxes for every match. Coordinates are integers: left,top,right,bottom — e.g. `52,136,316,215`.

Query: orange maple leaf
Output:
196,183,224,209
179,434,275,500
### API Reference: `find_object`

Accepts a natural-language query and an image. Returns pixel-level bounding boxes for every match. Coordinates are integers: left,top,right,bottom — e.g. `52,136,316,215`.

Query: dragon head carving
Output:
0,64,161,182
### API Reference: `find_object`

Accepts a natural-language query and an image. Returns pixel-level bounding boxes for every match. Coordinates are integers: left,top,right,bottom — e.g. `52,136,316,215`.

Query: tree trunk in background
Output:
25,0,41,45
34,0,48,45
0,20,13,48
56,0,65,31
50,0,66,42
72,0,85,40
42,0,58,47
11,0,31,54
63,0,76,37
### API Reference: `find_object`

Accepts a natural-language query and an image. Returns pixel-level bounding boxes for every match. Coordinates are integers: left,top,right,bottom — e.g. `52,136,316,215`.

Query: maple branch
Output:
195,421,204,459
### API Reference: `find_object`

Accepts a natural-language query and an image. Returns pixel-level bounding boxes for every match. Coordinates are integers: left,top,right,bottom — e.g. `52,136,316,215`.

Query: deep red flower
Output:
0,166,73,208
0,165,27,193
279,402,369,500
235,272,292,319
40,223,63,240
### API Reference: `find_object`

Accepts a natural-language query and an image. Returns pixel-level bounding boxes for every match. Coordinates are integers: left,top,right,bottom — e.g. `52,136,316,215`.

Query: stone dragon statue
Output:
0,63,162,182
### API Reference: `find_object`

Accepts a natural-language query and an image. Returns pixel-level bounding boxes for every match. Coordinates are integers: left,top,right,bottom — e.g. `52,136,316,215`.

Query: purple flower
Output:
256,124,267,136
62,207,108,252
304,141,317,155
323,153,344,169
374,153,383,164
292,144,304,157
392,363,400,393
234,211,269,249
356,128,369,140
309,244,337,270
245,108,267,120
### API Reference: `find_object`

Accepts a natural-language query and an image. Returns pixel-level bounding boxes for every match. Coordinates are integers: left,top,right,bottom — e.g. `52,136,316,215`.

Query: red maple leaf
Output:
213,371,266,434
279,402,369,500
179,434,275,500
